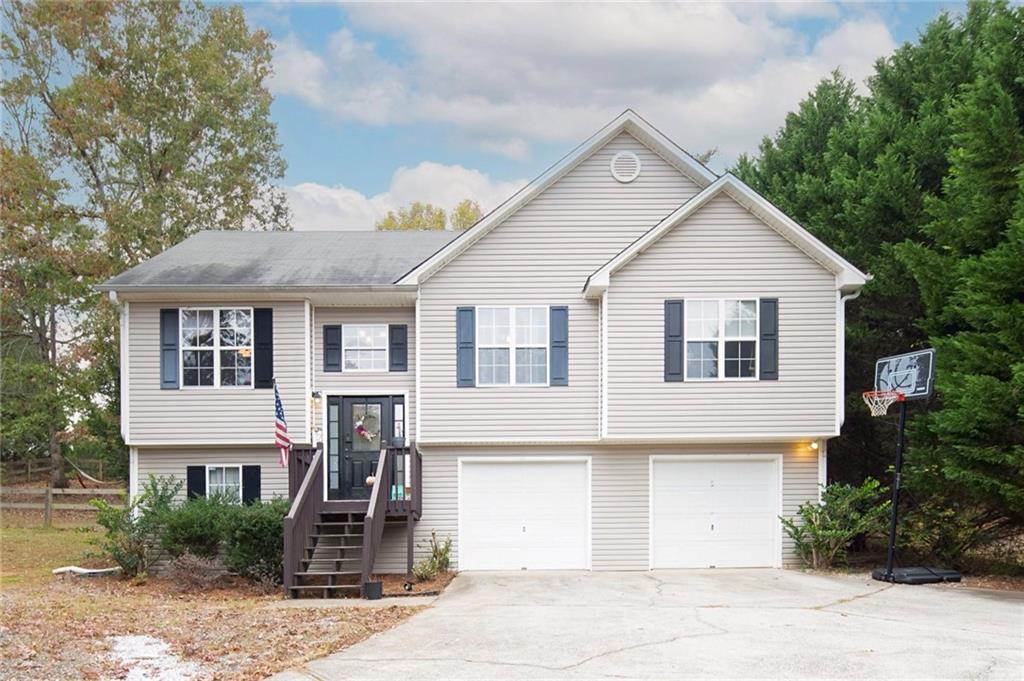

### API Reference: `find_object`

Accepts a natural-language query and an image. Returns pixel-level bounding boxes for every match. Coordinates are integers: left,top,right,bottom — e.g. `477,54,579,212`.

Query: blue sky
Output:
240,1,964,230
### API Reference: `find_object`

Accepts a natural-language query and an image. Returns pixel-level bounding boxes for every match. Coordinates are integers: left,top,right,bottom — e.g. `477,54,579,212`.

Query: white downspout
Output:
836,289,862,431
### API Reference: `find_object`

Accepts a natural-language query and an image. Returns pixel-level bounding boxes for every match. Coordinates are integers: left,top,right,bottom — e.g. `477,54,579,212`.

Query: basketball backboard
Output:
874,348,935,400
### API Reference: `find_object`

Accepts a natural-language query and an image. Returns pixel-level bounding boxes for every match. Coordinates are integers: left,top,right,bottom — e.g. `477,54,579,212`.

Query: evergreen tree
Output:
737,0,1023,557
898,2,1024,545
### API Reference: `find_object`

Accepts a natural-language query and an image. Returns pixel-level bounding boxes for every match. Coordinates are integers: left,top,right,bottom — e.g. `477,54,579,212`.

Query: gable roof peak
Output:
583,173,870,296
397,109,718,285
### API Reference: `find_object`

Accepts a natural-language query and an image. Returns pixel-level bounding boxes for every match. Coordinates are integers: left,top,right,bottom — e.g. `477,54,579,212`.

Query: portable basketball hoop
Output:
865,348,960,585
862,389,904,417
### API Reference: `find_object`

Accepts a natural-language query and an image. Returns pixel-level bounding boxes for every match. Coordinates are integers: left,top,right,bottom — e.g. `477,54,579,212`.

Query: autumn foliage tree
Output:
376,199,482,231
1,1,289,483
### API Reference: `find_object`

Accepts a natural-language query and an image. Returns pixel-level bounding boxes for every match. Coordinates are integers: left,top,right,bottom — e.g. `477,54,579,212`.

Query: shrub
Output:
412,531,452,581
167,550,224,592
161,495,233,559
899,498,1015,568
91,475,180,577
222,499,289,582
782,478,890,569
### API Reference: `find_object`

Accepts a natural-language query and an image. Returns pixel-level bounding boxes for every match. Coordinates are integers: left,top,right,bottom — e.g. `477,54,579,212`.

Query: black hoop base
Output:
872,566,961,585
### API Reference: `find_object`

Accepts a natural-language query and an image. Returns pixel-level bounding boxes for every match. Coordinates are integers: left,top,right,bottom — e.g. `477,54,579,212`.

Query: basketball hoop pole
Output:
881,398,908,581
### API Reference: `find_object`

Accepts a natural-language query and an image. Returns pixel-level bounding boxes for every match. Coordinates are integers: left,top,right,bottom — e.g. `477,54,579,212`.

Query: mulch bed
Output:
377,571,456,597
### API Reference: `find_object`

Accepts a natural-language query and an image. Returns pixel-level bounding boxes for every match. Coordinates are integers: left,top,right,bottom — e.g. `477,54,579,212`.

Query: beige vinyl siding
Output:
313,307,416,439
127,301,308,445
135,446,289,504
606,194,837,437
374,442,819,572
418,132,702,440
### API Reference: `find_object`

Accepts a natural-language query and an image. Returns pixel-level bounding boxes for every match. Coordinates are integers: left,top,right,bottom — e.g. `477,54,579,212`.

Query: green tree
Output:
735,0,1024,556
450,199,482,230
0,145,98,484
376,201,447,231
1,0,289,483
897,2,1024,547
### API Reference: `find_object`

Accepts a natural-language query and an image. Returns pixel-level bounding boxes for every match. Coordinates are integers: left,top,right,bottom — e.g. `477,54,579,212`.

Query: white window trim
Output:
341,323,390,374
204,464,243,504
179,306,255,390
683,298,760,382
475,305,551,387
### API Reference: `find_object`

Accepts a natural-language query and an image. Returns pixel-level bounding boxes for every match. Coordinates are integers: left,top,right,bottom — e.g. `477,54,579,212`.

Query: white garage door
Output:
459,459,589,570
652,457,780,569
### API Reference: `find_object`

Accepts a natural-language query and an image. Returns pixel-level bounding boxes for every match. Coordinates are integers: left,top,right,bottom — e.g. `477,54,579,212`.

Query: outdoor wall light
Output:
809,441,819,451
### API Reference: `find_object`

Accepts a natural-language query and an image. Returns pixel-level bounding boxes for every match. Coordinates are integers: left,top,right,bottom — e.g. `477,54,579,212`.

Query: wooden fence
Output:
1,457,112,484
0,486,126,527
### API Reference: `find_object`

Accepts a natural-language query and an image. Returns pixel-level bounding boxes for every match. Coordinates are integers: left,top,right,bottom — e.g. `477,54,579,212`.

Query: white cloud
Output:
286,162,526,231
267,3,895,168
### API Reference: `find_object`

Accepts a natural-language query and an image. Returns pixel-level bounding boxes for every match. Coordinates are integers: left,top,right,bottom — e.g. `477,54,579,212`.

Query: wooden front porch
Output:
283,443,422,598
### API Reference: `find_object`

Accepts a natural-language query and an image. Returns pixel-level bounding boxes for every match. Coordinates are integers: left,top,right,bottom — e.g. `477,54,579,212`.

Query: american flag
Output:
274,381,291,467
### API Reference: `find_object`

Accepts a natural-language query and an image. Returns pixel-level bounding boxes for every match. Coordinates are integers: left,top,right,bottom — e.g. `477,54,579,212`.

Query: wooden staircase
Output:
283,444,422,599
289,510,365,598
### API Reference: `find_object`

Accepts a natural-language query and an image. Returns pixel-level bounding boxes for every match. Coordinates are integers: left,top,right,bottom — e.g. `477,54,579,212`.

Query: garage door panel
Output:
652,458,779,569
460,460,589,571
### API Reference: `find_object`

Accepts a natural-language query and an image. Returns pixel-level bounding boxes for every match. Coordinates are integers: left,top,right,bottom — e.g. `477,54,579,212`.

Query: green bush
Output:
412,531,452,581
782,478,890,569
91,475,180,577
161,495,233,559
222,499,289,582
899,498,1008,568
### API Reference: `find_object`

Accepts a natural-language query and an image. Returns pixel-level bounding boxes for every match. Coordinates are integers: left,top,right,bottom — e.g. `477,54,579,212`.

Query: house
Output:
98,110,868,597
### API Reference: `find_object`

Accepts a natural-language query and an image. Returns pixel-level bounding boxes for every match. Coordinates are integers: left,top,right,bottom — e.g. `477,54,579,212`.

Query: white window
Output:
181,308,252,388
342,324,388,371
477,306,548,386
685,299,758,380
207,465,242,504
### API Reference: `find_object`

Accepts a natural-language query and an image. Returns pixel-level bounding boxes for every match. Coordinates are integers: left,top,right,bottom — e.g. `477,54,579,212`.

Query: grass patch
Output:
0,523,101,586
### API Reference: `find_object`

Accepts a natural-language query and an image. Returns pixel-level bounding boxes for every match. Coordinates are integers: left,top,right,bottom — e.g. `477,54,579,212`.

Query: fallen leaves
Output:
0,519,424,680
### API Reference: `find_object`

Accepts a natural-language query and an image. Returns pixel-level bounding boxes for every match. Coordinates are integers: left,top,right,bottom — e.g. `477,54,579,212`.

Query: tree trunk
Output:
48,309,68,488
49,427,67,488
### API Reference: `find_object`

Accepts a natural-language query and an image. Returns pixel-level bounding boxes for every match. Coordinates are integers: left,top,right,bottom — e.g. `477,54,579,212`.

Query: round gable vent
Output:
610,151,641,183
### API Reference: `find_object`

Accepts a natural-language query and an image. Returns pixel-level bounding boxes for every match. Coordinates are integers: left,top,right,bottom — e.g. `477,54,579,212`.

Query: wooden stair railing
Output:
360,448,392,598
283,446,324,597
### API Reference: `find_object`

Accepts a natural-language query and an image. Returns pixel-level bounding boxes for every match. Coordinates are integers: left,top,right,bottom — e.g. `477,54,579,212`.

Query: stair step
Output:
305,545,362,553
302,556,361,565
309,533,363,539
289,584,361,592
294,571,360,577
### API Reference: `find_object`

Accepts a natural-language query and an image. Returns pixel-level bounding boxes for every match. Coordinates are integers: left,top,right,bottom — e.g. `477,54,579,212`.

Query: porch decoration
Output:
355,419,377,442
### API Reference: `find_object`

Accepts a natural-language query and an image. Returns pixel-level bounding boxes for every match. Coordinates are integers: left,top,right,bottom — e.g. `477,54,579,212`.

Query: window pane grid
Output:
477,306,548,385
181,308,252,387
684,299,758,380
207,466,241,504
342,324,388,371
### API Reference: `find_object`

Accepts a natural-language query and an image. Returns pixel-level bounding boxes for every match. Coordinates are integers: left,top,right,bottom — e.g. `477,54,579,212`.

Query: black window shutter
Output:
324,325,342,372
664,300,684,382
389,324,408,372
760,298,779,380
160,308,179,389
550,306,569,386
456,307,475,387
242,465,261,505
186,465,206,499
253,308,273,389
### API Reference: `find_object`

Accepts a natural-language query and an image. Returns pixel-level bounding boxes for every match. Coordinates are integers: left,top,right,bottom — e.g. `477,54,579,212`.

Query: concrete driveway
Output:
272,570,1023,680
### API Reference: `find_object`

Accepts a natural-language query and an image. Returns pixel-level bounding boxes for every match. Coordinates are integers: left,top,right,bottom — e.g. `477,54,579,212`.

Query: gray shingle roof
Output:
99,230,460,289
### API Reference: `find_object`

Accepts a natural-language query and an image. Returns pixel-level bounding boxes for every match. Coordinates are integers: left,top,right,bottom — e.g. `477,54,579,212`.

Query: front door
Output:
326,396,392,500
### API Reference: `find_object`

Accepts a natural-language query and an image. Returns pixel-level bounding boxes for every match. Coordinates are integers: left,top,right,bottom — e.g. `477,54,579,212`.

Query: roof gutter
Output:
95,283,420,295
